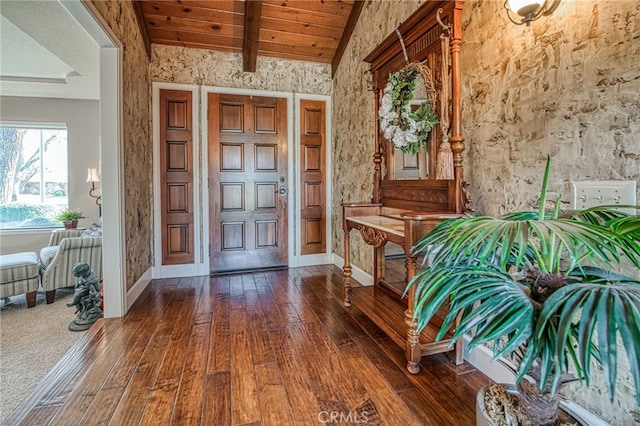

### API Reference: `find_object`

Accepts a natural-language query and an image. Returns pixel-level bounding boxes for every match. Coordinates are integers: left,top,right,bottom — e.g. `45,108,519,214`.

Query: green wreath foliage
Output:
378,69,439,155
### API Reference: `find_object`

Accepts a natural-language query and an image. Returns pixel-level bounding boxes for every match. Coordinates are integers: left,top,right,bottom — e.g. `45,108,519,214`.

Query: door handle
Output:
278,186,287,196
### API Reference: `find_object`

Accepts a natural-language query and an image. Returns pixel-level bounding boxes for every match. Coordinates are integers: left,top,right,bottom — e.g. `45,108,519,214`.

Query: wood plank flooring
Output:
3,265,490,425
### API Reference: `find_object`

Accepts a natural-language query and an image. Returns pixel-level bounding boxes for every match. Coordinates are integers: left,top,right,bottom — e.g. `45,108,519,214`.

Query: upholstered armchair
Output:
40,226,102,304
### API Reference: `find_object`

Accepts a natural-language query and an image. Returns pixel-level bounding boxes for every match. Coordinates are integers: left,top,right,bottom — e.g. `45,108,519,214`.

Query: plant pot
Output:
63,220,78,229
476,384,607,426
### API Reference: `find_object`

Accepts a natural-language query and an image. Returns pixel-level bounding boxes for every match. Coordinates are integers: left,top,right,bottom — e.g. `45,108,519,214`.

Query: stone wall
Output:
332,0,424,275
460,2,639,422
463,0,640,217
91,1,153,291
332,0,639,423
150,45,332,95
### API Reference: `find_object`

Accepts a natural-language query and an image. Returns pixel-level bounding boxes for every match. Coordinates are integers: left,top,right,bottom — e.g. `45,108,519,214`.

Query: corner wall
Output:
90,1,152,292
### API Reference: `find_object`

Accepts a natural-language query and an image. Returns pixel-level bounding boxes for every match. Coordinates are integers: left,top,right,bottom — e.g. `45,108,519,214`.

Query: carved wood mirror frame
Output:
364,1,466,213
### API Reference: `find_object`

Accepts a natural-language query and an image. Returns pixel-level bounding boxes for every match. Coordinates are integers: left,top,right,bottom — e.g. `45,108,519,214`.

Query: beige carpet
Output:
0,288,86,422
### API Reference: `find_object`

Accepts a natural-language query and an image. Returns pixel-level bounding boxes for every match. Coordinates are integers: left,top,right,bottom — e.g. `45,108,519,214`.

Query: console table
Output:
342,203,463,374
342,1,469,374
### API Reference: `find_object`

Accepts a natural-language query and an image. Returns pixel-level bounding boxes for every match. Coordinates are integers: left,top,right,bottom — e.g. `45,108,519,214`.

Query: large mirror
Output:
380,241,428,297
380,241,407,296
382,59,443,182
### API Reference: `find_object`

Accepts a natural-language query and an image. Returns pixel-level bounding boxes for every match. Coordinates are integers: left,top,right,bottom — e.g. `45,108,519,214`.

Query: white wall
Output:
0,96,100,255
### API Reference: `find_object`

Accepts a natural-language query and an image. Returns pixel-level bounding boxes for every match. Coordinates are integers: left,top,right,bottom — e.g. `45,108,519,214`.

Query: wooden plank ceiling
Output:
134,0,364,75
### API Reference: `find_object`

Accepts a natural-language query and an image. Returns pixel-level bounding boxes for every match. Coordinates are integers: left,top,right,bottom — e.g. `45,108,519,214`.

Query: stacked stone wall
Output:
333,1,639,422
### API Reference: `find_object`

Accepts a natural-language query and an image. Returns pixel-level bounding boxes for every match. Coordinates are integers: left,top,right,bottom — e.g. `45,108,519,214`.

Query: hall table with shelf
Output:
342,203,464,374
345,0,470,374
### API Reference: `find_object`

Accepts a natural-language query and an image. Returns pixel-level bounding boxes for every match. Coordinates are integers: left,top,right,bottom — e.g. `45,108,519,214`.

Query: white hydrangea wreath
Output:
378,67,439,155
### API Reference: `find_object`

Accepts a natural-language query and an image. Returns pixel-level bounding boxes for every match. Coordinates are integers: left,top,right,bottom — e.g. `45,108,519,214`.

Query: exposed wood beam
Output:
131,1,152,59
243,0,263,72
331,0,365,78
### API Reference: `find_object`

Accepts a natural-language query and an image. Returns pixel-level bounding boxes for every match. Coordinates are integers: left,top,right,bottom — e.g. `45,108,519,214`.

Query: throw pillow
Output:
81,221,102,237
40,245,59,268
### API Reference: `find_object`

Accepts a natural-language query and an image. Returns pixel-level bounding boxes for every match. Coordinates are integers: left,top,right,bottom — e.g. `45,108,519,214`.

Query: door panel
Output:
160,89,194,265
299,99,326,255
220,143,244,171
209,93,288,273
255,106,277,132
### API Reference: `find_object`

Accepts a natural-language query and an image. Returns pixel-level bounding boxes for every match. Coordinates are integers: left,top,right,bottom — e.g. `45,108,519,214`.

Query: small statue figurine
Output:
67,262,103,331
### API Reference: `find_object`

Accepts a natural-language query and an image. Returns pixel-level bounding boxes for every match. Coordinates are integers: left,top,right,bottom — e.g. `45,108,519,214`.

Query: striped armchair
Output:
40,229,102,304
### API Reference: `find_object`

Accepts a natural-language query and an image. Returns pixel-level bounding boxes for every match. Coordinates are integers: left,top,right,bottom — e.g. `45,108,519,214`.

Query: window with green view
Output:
0,123,68,229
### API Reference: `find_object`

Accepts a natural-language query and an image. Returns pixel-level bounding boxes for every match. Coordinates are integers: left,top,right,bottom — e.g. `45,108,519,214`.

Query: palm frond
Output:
408,265,533,358
407,156,640,406
570,205,637,225
536,282,640,400
414,215,639,278
538,154,552,219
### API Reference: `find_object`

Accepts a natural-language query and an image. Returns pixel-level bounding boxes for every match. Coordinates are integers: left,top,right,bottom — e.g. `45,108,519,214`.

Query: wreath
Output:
378,65,439,155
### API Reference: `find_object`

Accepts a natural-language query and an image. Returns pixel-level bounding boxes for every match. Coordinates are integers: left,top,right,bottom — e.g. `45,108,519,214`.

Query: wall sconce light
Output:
504,0,560,25
87,167,102,217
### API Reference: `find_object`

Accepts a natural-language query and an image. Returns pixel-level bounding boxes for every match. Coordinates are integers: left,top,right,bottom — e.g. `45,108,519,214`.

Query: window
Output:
0,123,68,229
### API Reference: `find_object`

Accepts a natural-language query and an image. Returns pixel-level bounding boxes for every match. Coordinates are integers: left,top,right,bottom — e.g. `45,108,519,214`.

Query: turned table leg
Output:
343,230,352,307
404,255,421,374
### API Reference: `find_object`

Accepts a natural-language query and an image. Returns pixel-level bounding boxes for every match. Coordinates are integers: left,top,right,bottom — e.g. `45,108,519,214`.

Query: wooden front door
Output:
209,93,288,273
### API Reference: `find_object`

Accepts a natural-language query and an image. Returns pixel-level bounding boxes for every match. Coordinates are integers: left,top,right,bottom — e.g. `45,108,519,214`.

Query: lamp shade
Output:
507,0,544,17
86,168,100,183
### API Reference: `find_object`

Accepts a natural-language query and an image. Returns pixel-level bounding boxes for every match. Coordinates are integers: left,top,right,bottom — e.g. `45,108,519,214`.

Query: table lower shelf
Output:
348,285,455,358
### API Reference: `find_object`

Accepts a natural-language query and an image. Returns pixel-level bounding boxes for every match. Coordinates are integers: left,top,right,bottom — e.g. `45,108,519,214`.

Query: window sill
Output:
0,227,62,236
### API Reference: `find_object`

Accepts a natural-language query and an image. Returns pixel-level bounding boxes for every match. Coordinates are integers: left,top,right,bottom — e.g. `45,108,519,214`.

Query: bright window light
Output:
0,123,68,229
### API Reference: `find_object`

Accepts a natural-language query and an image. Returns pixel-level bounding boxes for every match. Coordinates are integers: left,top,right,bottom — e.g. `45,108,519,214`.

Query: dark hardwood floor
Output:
4,265,490,425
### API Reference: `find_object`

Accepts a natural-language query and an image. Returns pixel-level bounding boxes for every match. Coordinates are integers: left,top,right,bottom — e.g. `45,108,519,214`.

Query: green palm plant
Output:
407,157,640,426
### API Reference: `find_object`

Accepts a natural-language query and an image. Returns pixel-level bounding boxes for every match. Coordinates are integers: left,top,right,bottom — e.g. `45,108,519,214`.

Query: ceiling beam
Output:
331,0,365,78
243,0,263,72
131,1,152,59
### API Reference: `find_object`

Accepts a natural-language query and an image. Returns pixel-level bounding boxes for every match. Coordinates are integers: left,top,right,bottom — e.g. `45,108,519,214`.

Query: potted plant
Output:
407,157,640,426
55,208,85,229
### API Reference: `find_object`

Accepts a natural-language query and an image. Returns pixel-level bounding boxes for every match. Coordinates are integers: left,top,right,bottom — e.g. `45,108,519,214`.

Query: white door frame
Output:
62,0,126,317
150,83,333,276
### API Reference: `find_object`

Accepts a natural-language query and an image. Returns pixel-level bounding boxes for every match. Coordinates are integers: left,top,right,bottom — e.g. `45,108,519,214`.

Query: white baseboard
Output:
295,253,332,267
153,263,202,279
463,335,516,385
332,254,373,286
126,266,152,311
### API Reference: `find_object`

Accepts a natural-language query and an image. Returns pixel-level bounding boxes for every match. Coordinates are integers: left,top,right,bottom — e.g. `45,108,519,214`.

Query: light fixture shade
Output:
86,168,100,183
507,0,544,17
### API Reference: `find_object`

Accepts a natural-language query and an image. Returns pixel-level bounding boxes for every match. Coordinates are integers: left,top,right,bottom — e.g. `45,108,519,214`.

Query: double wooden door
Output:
208,94,288,273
